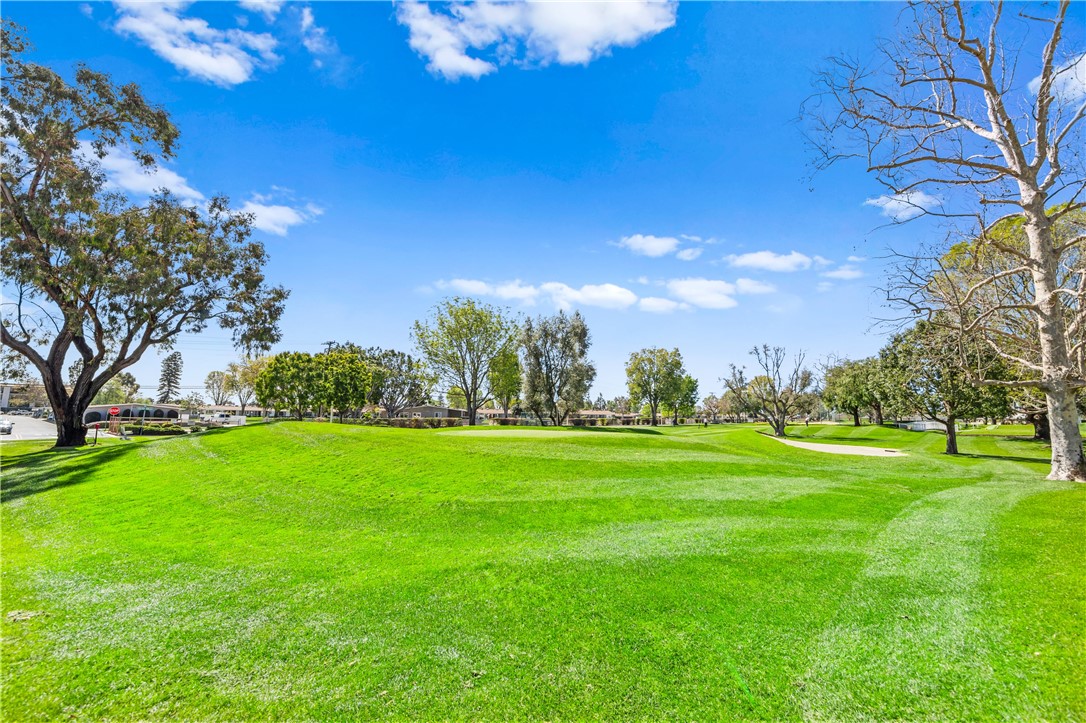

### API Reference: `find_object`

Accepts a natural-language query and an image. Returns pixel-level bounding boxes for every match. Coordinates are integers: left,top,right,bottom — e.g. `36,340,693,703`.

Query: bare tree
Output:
809,1,1086,479
723,345,814,437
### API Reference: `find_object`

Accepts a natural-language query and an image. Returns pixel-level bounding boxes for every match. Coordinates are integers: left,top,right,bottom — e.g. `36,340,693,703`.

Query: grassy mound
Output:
2,424,1083,719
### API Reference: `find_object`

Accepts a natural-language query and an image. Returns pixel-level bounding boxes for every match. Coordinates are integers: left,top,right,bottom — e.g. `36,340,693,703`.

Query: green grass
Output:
2,423,1082,720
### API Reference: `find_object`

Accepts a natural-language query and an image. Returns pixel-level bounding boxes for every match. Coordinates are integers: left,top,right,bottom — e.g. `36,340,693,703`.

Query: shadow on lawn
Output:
567,426,663,435
955,452,1051,465
1,442,142,503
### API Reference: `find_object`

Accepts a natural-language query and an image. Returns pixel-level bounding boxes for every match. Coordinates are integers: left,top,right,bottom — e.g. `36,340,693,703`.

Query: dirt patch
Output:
6,610,47,622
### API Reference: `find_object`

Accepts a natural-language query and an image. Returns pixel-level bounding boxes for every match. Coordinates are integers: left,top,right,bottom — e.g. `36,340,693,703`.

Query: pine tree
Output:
157,352,183,404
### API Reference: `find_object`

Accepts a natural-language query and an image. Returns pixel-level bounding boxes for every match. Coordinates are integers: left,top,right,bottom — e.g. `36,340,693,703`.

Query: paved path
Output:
771,436,908,457
0,414,58,442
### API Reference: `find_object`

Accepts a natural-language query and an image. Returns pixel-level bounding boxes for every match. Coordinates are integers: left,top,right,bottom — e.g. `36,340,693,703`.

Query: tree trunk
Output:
944,416,958,455
851,408,860,426
650,403,658,426
872,402,883,426
1022,198,1086,480
45,372,91,448
1027,411,1051,441
55,411,87,447
1046,381,1085,480
773,418,787,437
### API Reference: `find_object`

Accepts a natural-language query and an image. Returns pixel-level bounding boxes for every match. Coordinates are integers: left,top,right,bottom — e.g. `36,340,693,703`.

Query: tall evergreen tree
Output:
156,352,183,404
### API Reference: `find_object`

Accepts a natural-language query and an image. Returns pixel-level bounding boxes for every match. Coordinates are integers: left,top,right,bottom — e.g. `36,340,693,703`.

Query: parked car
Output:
0,421,14,435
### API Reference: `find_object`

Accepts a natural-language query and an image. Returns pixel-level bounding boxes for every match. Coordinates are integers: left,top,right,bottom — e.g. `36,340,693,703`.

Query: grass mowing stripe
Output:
1,423,1082,719
800,476,1071,721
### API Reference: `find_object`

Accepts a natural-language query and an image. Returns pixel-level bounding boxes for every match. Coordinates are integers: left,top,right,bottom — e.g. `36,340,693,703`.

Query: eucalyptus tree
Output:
521,310,596,426
808,1,1085,478
0,23,288,446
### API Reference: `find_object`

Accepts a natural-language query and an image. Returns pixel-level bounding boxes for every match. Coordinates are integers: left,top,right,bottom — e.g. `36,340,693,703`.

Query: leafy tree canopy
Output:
0,22,288,445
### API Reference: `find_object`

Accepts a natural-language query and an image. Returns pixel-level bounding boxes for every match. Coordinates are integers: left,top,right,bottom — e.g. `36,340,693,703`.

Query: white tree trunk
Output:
1022,199,1085,480
1046,380,1084,480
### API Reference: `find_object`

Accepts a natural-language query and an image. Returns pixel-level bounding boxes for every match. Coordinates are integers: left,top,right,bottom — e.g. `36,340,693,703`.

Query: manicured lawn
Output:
2,423,1083,720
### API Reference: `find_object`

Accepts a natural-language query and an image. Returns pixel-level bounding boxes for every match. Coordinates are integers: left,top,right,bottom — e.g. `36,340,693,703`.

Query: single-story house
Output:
82,403,181,424
394,405,466,419
896,419,947,432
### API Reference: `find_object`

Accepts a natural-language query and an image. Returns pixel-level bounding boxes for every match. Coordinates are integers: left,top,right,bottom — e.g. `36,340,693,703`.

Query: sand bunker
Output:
771,437,907,457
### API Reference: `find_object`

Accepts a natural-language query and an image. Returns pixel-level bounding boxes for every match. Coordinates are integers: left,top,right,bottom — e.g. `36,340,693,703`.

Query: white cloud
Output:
429,276,777,313
615,232,710,261
541,282,638,310
1028,53,1086,102
238,0,284,21
665,278,738,309
615,233,680,258
396,1,676,81
437,278,638,310
735,278,776,295
863,190,940,222
821,265,864,280
639,297,687,313
437,278,541,304
395,3,501,81
813,255,833,267
847,255,867,263
240,198,323,236
725,250,813,272
816,281,834,293
298,5,346,73
113,1,280,87
439,278,493,296
492,280,540,303
78,140,204,202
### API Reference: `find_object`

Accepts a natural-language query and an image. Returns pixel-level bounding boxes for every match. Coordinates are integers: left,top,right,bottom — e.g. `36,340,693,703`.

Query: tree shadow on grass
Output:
955,452,1051,465
566,426,663,435
1,443,142,503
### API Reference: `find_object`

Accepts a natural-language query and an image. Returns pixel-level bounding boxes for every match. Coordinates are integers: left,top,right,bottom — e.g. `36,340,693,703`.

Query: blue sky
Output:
8,1,1054,399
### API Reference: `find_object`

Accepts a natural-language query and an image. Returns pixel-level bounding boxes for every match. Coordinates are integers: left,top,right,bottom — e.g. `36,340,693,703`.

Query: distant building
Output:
82,403,181,424
570,409,640,425
896,419,947,432
393,405,465,419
